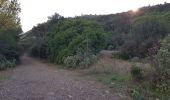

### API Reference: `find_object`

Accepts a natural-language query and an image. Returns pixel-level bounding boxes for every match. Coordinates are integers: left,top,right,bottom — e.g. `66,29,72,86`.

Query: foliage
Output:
64,54,97,68
45,19,106,65
25,3,170,67
94,73,126,88
107,45,115,50
121,14,168,58
81,3,170,58
29,38,47,58
0,59,16,70
0,0,21,70
130,64,143,81
106,32,126,50
130,89,144,100
28,18,106,67
112,51,131,60
152,35,170,93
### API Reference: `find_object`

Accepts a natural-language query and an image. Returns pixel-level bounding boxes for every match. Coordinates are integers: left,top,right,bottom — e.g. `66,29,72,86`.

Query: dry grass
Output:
85,50,153,77
83,51,169,100
82,50,162,100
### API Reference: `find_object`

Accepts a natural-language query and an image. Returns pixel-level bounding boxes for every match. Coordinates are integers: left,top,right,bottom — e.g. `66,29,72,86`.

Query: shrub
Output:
64,55,80,68
106,33,125,50
154,72,170,93
152,34,170,93
79,54,97,68
130,64,143,81
0,59,16,70
112,52,131,60
0,0,21,69
107,45,115,50
29,40,47,58
121,14,168,58
28,18,106,67
0,61,6,70
130,89,144,100
64,53,97,68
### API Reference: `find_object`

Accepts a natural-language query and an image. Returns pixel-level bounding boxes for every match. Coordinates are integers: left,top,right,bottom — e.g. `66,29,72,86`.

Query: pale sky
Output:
18,0,170,32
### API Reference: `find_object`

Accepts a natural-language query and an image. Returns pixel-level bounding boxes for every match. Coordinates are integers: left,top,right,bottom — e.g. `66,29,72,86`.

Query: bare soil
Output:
0,56,118,100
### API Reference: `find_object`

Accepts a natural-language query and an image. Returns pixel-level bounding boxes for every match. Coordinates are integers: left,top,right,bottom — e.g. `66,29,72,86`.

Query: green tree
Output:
0,0,21,70
121,14,168,58
28,18,106,67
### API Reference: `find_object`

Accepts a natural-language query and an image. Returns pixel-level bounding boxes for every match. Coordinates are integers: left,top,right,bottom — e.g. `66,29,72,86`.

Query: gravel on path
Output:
0,56,118,100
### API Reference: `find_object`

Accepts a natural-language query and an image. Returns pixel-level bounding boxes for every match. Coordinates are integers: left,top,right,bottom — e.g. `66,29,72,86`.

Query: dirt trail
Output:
0,56,117,100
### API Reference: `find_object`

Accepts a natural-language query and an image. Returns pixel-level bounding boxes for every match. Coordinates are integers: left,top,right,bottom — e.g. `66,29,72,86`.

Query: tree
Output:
47,13,64,24
121,14,168,58
0,0,21,70
28,18,106,67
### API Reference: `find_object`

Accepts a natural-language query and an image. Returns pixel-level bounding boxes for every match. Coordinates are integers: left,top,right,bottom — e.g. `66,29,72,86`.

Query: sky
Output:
18,0,170,32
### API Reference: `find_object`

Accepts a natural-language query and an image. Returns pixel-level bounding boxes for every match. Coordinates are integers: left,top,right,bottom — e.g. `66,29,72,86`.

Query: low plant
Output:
130,89,144,100
107,45,115,50
94,73,126,88
112,52,131,60
152,70,170,93
130,64,143,81
152,35,170,93
0,59,16,70
64,54,97,68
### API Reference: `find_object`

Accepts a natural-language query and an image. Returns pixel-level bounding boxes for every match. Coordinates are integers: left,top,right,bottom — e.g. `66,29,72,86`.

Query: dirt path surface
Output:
0,56,117,100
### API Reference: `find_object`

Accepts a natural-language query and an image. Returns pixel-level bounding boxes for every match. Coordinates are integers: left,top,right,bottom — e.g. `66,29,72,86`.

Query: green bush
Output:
0,61,6,70
130,89,144,100
79,54,97,68
28,18,106,67
64,55,80,68
121,14,168,58
152,34,170,93
154,73,170,93
107,45,115,50
45,19,106,64
0,0,21,69
112,52,131,60
130,64,143,81
64,53,97,68
0,59,16,70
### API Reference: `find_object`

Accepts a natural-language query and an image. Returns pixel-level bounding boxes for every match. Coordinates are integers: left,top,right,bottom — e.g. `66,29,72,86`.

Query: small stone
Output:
68,95,73,98
105,90,110,94
111,82,115,85
47,92,55,95
118,93,124,98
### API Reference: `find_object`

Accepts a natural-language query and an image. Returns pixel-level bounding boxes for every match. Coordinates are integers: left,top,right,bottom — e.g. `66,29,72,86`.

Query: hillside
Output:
24,3,170,59
19,3,170,99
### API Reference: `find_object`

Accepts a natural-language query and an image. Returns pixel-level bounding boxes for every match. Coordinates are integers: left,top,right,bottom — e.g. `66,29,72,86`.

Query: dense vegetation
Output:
82,3,170,58
22,3,170,97
23,14,106,68
0,0,22,70
152,35,170,93
25,3,170,65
